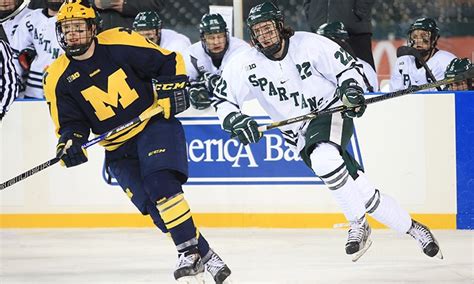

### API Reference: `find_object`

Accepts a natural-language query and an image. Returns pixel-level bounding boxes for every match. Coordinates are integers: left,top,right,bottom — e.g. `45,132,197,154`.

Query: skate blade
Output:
221,276,234,284
351,239,373,262
435,249,444,260
176,273,205,284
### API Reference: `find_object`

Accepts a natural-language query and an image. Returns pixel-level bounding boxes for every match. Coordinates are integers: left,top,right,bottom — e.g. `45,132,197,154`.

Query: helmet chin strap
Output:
261,41,281,57
67,32,96,57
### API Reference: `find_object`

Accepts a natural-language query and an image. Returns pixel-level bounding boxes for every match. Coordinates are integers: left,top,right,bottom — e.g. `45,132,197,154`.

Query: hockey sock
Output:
156,193,201,253
146,201,169,234
354,171,412,234
311,143,366,221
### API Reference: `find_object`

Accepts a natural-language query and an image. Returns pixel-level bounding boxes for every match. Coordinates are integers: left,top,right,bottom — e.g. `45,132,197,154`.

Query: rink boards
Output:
0,92,472,229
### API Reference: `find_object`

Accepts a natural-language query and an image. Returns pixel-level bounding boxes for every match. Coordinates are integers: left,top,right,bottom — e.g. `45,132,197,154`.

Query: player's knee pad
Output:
156,192,193,231
365,189,381,214
143,170,183,202
310,143,349,190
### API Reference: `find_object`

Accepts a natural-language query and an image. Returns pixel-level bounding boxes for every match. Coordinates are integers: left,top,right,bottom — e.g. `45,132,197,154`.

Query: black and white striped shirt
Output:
0,39,19,118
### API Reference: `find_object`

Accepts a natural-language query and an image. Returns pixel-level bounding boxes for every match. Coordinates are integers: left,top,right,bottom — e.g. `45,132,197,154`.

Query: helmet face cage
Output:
133,11,162,44
407,18,440,56
246,2,284,57
445,58,473,90
199,14,229,59
55,0,97,57
56,18,96,57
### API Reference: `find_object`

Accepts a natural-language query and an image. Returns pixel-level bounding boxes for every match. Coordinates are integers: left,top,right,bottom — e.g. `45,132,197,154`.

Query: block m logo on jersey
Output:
81,69,139,121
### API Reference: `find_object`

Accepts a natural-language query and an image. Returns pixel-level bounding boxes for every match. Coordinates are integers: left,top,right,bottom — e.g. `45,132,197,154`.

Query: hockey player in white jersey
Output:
186,13,251,110
10,0,64,99
316,21,378,92
0,0,31,41
132,10,190,55
213,2,442,261
444,58,473,91
390,18,455,91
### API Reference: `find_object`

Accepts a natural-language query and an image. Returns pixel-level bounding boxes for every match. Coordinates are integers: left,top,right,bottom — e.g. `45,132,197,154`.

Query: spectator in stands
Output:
29,1,165,33
303,0,376,70
89,0,164,30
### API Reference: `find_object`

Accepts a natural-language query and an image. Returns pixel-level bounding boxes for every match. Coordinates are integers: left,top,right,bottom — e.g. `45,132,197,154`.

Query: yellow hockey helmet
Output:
57,0,96,22
55,0,97,57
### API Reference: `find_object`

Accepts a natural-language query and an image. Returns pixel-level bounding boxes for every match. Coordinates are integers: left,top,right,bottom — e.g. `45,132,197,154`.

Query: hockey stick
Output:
0,106,163,190
258,67,474,132
397,46,442,91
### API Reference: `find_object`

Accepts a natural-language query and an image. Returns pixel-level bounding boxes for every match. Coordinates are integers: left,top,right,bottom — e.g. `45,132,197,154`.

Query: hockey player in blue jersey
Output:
43,0,230,282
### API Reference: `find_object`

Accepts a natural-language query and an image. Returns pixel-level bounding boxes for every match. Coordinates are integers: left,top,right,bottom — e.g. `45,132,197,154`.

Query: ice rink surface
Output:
1,228,473,283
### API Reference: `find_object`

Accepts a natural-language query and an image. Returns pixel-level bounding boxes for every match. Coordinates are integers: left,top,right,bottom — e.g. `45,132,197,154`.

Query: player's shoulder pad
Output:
97,27,173,55
163,29,191,46
42,54,70,101
44,54,70,81
187,41,203,55
434,50,456,61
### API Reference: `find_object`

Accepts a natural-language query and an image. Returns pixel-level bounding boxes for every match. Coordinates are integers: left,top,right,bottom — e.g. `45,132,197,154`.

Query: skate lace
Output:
176,253,197,269
409,223,434,248
205,252,225,276
347,220,365,243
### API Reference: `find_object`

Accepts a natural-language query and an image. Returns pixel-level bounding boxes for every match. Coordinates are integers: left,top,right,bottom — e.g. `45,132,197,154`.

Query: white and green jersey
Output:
160,28,191,56
359,59,378,92
10,9,63,99
1,7,32,75
213,31,367,152
185,36,250,81
389,49,455,91
1,7,31,42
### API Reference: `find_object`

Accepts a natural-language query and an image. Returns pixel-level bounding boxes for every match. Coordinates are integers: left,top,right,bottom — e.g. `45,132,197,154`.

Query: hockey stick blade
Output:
258,68,474,133
0,106,163,190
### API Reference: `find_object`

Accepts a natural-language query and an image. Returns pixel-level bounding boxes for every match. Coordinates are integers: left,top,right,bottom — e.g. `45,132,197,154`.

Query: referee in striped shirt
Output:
0,39,20,121
0,0,30,121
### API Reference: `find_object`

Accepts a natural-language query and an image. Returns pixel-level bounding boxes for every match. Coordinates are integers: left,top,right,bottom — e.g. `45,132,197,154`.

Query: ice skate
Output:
345,216,372,262
203,248,232,283
407,219,443,259
174,247,205,283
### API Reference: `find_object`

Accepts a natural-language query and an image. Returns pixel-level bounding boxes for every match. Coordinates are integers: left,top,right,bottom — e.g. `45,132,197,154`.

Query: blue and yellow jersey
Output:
43,28,186,151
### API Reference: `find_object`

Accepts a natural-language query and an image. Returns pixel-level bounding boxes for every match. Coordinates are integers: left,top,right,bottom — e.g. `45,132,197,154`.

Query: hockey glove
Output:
338,78,367,119
223,112,261,145
201,72,221,93
18,48,37,71
189,84,211,110
56,131,88,168
154,75,190,119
